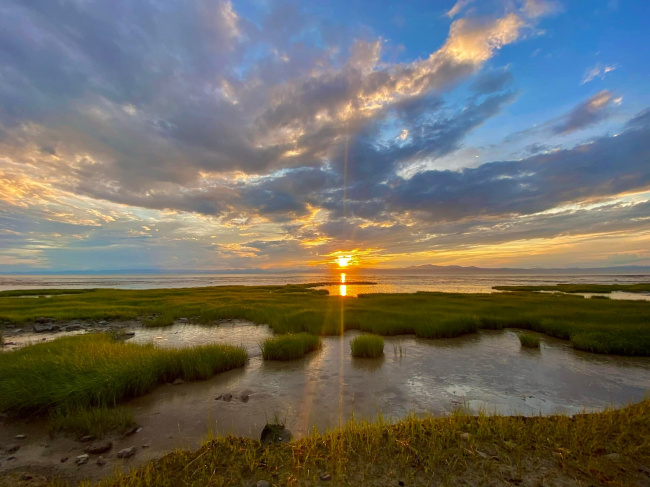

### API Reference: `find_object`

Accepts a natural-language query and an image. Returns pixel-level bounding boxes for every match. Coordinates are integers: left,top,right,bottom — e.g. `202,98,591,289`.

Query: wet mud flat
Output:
1,322,649,485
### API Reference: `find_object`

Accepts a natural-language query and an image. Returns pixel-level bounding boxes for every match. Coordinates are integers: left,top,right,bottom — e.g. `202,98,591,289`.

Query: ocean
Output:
1,273,649,299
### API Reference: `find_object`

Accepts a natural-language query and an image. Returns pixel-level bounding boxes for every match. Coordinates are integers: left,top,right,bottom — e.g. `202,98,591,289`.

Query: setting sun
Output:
337,255,352,267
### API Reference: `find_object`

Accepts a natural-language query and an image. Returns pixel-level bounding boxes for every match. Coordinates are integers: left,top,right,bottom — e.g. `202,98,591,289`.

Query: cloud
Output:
522,0,564,19
447,0,474,19
551,90,618,134
582,63,618,84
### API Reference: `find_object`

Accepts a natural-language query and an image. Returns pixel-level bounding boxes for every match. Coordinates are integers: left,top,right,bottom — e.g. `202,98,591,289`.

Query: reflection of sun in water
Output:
340,273,347,296
337,255,351,267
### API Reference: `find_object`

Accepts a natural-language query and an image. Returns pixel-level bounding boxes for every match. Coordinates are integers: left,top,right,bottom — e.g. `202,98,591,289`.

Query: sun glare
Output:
337,255,352,267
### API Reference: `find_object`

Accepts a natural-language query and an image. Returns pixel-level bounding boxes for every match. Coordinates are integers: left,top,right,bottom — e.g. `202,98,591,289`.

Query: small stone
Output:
214,394,223,401
460,433,470,441
398,482,405,487
61,457,68,463
96,456,107,466
320,473,332,481
117,447,136,459
241,394,250,403
178,318,188,323
15,434,26,439
98,321,107,325
256,481,271,487
172,378,185,385
124,426,139,436
84,441,112,455
7,444,20,453
7,456,16,461
76,454,90,465
142,443,151,448
223,393,233,402
19,474,33,481
33,324,54,333
477,450,489,459
605,453,621,460
80,435,96,443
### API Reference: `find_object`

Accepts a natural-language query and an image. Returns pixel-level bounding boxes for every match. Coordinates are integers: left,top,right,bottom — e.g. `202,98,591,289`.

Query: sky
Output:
1,0,649,272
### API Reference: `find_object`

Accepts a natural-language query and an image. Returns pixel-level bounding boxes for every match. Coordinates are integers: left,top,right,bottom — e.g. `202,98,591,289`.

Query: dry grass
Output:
82,399,650,487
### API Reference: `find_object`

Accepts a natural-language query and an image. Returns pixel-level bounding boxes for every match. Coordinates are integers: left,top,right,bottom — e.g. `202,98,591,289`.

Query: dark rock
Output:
320,473,331,481
65,325,82,331
241,394,250,403
33,324,53,333
142,443,151,448
75,454,90,465
260,424,292,446
6,456,16,461
80,435,96,443
172,378,185,385
123,426,139,436
35,317,55,324
178,318,188,323
214,394,223,401
61,457,68,463
19,474,33,481
7,444,20,454
117,447,136,459
84,441,112,455
96,456,107,466
223,393,233,402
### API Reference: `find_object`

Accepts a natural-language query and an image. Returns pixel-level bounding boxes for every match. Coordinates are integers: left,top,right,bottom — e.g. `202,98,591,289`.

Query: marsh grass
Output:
0,333,247,416
0,283,648,355
494,283,650,293
50,405,135,439
350,334,384,358
85,399,650,487
518,333,541,348
261,333,321,360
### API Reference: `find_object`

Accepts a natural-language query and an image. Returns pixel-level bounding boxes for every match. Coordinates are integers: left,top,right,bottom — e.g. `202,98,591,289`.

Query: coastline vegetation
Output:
0,284,649,355
0,334,247,417
350,334,384,358
50,405,135,439
261,333,321,360
518,333,541,348
82,399,650,487
493,283,650,293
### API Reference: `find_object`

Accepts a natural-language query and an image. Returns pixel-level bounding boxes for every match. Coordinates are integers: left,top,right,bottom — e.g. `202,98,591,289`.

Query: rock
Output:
98,321,108,325
75,454,90,465
84,441,112,455
214,394,223,401
260,424,292,446
172,378,185,385
61,457,68,463
117,447,136,459
96,456,107,466
320,473,332,481
33,324,53,333
123,426,139,436
123,331,135,338
178,318,188,323
477,450,490,459
6,456,16,461
256,481,271,487
19,474,33,481
35,317,55,324
66,325,82,331
142,443,151,449
241,394,250,403
80,435,96,443
7,444,20,454
605,453,621,460
15,434,26,439
460,433,470,441
223,393,233,402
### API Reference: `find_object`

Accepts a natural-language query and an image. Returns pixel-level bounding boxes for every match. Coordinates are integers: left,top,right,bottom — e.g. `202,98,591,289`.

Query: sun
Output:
337,255,352,268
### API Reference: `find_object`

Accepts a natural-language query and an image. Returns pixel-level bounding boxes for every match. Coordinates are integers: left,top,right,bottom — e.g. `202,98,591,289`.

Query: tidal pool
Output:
126,323,650,446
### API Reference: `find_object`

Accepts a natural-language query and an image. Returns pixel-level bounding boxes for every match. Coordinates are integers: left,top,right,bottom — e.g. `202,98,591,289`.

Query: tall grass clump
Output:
50,405,135,439
518,333,541,348
0,333,247,416
350,334,384,358
416,315,479,339
261,333,321,360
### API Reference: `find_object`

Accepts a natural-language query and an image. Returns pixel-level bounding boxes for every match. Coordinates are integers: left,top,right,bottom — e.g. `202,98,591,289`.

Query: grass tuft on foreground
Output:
0,283,649,355
85,399,650,487
261,333,321,360
0,334,247,417
350,334,384,358
518,333,541,348
50,405,135,439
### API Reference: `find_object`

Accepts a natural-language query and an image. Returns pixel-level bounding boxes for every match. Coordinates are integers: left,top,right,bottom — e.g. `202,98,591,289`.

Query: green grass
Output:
261,333,321,360
50,405,135,439
518,333,541,348
0,283,648,355
78,399,650,487
0,289,94,297
0,333,247,416
350,334,384,358
494,283,650,293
